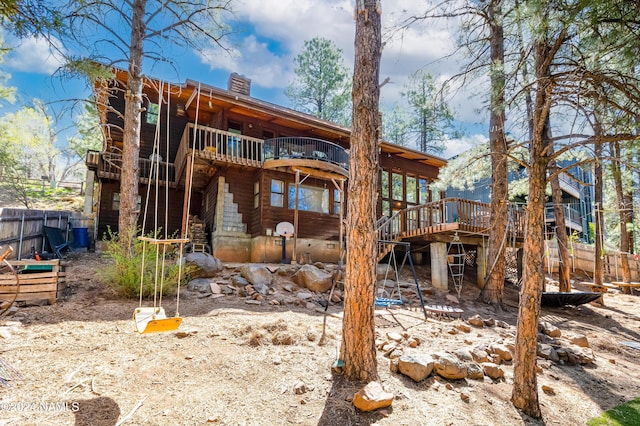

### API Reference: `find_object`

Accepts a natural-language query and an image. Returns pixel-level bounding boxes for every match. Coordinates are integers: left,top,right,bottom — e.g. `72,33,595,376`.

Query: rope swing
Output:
133,81,190,334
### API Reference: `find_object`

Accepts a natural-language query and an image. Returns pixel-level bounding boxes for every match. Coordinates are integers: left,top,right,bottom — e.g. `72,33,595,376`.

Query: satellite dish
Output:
275,221,295,239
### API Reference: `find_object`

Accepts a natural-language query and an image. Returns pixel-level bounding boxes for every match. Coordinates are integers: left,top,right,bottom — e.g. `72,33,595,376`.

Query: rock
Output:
313,262,325,269
537,343,560,362
541,385,555,395
491,344,513,362
305,302,316,310
569,334,589,348
496,320,510,328
187,278,214,293
185,252,223,278
209,282,222,294
539,321,562,338
294,381,307,395
239,265,272,294
447,328,459,335
352,381,394,412
389,349,404,359
455,323,471,333
446,294,459,304
482,318,495,327
445,383,453,390
407,338,419,348
565,345,595,365
433,352,468,380
470,348,490,363
481,362,504,380
297,291,313,300
293,265,333,293
460,392,470,402
386,332,403,342
245,299,262,305
389,359,399,373
468,315,484,327
467,362,484,380
454,349,473,362
398,354,435,382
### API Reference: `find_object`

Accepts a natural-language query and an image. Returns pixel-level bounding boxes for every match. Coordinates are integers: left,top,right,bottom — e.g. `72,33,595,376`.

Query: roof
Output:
98,66,448,168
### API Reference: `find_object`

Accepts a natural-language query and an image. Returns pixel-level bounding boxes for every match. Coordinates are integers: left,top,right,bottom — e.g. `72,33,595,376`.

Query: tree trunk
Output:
548,143,571,292
118,0,147,252
611,141,632,290
593,122,604,287
512,36,553,419
339,0,381,382
479,0,508,305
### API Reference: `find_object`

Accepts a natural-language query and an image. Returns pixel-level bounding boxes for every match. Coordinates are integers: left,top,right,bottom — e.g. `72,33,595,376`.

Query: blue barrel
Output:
73,227,90,248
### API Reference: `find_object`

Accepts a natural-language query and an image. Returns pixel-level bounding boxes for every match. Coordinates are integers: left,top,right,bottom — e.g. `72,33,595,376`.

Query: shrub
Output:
100,228,190,299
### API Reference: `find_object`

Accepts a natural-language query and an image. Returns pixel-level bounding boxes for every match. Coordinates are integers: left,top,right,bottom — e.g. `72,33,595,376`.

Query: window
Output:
333,189,341,215
228,121,242,156
146,102,159,125
406,175,417,203
419,178,429,204
382,200,390,217
288,184,329,213
270,179,284,207
381,170,389,199
254,181,260,208
392,172,404,201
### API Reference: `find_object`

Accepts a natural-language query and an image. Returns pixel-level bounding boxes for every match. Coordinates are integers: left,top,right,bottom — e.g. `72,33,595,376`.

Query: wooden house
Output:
85,68,447,264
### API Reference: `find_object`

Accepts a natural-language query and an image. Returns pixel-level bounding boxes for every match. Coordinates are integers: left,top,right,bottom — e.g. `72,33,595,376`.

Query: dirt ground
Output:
1,252,640,426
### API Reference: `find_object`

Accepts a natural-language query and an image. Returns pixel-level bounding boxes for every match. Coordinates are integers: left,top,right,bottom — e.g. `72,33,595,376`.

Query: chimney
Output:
227,73,251,96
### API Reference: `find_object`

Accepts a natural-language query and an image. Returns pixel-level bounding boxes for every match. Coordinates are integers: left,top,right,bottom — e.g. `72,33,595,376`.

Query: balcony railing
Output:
95,152,175,183
545,204,583,231
176,123,264,180
263,137,349,170
558,172,581,198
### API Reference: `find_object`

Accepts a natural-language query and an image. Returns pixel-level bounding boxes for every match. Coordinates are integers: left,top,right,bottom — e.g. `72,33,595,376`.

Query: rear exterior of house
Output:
85,69,446,263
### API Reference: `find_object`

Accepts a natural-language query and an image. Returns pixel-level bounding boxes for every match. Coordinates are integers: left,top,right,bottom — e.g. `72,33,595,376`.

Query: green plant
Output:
100,227,190,299
587,397,640,425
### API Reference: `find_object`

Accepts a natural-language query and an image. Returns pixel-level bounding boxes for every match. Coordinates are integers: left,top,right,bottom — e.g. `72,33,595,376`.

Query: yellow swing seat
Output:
133,306,182,334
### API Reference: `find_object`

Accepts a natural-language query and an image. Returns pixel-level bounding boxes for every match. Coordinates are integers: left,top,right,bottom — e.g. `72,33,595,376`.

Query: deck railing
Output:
96,152,175,183
263,137,349,170
175,123,264,180
376,198,526,257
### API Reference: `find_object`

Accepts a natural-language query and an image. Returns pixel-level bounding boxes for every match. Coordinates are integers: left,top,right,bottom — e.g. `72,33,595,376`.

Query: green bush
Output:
100,228,190,299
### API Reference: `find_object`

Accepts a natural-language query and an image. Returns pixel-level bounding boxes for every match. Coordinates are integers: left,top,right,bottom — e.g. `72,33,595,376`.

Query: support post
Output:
477,243,487,289
181,154,193,239
430,242,448,291
293,169,300,263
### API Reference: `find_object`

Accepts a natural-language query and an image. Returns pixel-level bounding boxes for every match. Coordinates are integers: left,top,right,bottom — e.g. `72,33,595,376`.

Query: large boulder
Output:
239,265,273,294
187,278,213,293
433,352,468,380
293,265,333,293
352,381,394,412
398,354,434,382
185,252,223,278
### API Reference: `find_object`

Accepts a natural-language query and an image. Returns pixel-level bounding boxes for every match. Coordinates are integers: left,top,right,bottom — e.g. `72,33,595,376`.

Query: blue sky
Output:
1,0,490,159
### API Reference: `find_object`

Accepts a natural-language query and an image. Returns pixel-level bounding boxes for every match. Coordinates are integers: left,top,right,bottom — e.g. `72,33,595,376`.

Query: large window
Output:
392,172,403,201
381,170,389,199
419,178,429,204
288,184,329,213
270,179,284,207
406,175,417,203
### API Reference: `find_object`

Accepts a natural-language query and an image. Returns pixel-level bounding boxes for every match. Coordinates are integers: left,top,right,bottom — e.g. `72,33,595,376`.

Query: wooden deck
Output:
377,198,526,258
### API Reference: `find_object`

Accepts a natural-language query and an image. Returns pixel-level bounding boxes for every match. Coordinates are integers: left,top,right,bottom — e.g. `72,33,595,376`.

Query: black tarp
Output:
541,292,602,308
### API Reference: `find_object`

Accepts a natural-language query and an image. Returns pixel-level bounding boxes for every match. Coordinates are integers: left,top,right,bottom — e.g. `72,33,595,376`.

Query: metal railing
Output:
263,137,349,170
545,204,583,231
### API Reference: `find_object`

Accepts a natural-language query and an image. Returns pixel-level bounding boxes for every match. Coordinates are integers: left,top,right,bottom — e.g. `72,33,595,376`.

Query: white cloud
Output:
6,35,66,75
443,133,488,159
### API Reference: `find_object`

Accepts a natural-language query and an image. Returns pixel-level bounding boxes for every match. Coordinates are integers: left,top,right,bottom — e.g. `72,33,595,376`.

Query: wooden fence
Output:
545,240,640,281
0,208,91,260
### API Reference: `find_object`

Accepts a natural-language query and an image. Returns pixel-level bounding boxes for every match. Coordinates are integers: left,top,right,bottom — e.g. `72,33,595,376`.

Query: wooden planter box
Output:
0,260,64,305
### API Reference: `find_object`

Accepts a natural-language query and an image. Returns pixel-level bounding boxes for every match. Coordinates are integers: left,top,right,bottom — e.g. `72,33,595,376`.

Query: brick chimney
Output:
227,73,251,96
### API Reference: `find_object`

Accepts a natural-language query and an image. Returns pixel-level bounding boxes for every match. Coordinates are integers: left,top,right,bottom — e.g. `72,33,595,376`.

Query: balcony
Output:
545,204,583,232
262,137,349,178
92,151,176,185
558,172,581,199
